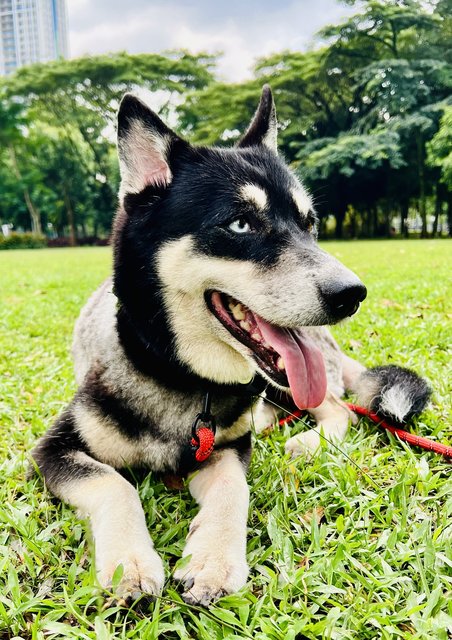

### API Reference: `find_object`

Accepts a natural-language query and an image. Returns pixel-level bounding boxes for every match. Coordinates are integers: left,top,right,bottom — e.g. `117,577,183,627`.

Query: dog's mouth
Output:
206,291,327,409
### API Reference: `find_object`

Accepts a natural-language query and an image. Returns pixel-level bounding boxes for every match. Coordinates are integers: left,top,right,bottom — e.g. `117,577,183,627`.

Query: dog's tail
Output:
347,361,431,424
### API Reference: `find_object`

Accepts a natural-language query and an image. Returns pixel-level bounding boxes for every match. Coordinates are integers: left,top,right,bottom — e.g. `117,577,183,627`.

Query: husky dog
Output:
33,86,430,606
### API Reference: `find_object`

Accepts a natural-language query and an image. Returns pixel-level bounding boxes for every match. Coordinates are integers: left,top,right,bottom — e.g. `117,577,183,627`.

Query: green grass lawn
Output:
0,240,451,640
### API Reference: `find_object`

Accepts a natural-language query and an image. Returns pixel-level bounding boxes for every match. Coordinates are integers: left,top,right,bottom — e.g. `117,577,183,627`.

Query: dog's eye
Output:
228,217,252,234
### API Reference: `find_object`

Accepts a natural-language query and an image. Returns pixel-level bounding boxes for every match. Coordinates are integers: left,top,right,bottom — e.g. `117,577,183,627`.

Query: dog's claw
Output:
103,591,156,610
182,587,227,607
102,577,159,610
182,576,194,590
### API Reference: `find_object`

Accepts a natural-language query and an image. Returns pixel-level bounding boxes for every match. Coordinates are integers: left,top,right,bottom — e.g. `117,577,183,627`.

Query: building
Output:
0,0,68,76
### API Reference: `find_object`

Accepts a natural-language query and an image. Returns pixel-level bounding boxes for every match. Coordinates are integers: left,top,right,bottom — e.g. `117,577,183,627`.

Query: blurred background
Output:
0,0,450,248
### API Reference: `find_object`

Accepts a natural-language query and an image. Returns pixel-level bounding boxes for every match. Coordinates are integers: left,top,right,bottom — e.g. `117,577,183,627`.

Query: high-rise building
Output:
0,0,68,76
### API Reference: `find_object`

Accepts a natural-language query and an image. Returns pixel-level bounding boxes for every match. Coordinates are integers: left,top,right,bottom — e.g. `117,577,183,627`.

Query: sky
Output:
67,0,355,82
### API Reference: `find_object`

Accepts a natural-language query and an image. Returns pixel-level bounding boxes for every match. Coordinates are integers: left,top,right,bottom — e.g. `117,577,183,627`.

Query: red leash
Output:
278,404,452,459
346,404,452,459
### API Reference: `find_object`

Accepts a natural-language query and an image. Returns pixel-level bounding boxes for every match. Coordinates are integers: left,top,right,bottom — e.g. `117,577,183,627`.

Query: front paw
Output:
175,553,248,606
285,428,321,457
174,519,248,606
98,546,165,606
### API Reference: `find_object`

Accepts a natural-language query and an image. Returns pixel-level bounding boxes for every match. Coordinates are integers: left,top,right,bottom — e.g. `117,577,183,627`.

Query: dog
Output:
32,86,430,606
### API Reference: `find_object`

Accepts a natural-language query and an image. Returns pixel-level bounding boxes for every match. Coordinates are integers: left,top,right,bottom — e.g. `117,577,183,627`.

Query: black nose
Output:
322,281,367,320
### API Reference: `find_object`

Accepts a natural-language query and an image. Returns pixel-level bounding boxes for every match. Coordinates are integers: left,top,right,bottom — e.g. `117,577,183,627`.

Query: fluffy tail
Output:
351,364,431,424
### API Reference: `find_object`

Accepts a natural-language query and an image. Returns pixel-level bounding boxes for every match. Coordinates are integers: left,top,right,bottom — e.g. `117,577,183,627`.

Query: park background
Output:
0,0,451,246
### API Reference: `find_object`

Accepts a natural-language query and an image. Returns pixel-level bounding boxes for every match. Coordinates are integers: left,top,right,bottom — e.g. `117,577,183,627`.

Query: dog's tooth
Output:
251,332,262,342
232,304,246,321
277,357,285,370
240,321,251,332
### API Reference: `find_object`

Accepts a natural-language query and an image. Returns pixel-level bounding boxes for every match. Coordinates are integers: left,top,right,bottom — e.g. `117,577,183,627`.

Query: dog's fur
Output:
32,87,431,606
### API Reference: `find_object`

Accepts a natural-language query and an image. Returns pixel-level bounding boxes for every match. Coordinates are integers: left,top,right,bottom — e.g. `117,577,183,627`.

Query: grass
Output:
0,240,451,640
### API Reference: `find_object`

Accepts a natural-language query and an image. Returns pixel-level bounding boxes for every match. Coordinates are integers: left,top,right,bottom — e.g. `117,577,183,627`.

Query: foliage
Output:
427,105,452,189
0,232,46,249
299,131,405,179
0,241,450,638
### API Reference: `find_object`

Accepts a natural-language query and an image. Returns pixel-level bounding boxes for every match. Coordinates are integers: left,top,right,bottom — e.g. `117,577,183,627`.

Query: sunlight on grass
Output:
0,241,451,639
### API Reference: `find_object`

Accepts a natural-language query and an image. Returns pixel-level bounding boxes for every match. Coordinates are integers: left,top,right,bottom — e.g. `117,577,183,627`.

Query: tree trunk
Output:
335,207,346,239
383,203,391,237
400,200,409,238
8,144,42,235
63,185,77,246
432,188,442,238
447,193,452,238
362,210,370,237
416,135,427,238
349,208,357,238
371,206,378,237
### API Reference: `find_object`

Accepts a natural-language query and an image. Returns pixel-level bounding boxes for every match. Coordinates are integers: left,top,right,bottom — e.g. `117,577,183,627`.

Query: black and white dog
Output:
33,87,430,606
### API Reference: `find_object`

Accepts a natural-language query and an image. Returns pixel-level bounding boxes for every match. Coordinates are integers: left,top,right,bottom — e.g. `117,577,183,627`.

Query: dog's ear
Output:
237,85,277,152
117,93,184,199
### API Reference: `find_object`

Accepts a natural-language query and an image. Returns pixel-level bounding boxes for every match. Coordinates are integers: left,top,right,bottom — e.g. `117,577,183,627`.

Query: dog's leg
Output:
32,411,164,603
285,391,357,457
174,447,249,606
341,353,367,391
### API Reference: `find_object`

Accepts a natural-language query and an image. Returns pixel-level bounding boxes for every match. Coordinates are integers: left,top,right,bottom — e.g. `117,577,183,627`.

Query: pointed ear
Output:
237,85,278,152
117,93,183,199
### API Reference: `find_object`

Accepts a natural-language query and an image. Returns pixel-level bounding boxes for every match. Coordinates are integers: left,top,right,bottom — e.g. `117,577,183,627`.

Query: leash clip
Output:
190,392,216,462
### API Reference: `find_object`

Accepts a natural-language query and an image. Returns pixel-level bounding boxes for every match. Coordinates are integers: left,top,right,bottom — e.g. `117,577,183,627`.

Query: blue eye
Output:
228,217,251,234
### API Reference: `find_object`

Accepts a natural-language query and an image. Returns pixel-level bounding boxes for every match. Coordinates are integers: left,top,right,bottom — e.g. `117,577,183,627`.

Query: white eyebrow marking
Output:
291,188,312,216
239,183,268,210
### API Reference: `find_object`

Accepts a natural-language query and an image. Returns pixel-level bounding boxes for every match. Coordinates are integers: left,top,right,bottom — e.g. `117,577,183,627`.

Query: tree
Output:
427,106,452,235
316,0,451,235
427,106,452,190
0,95,42,234
1,52,215,236
296,131,405,237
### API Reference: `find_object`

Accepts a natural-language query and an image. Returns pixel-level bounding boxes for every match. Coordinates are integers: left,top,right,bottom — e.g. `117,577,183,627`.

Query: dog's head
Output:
113,87,366,409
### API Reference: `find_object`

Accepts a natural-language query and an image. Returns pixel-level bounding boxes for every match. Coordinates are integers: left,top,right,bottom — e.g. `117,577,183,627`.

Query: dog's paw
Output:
285,428,321,458
98,547,165,606
174,520,248,606
286,395,357,459
253,401,279,434
175,554,248,606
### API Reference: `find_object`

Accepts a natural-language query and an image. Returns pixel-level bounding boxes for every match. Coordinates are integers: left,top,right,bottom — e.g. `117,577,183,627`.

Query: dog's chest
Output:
78,368,256,473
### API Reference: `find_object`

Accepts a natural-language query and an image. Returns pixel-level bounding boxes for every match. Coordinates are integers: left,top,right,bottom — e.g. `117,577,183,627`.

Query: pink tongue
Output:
255,316,327,410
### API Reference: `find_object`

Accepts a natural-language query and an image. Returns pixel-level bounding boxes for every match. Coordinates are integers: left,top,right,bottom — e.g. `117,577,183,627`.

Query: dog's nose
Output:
322,281,367,320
